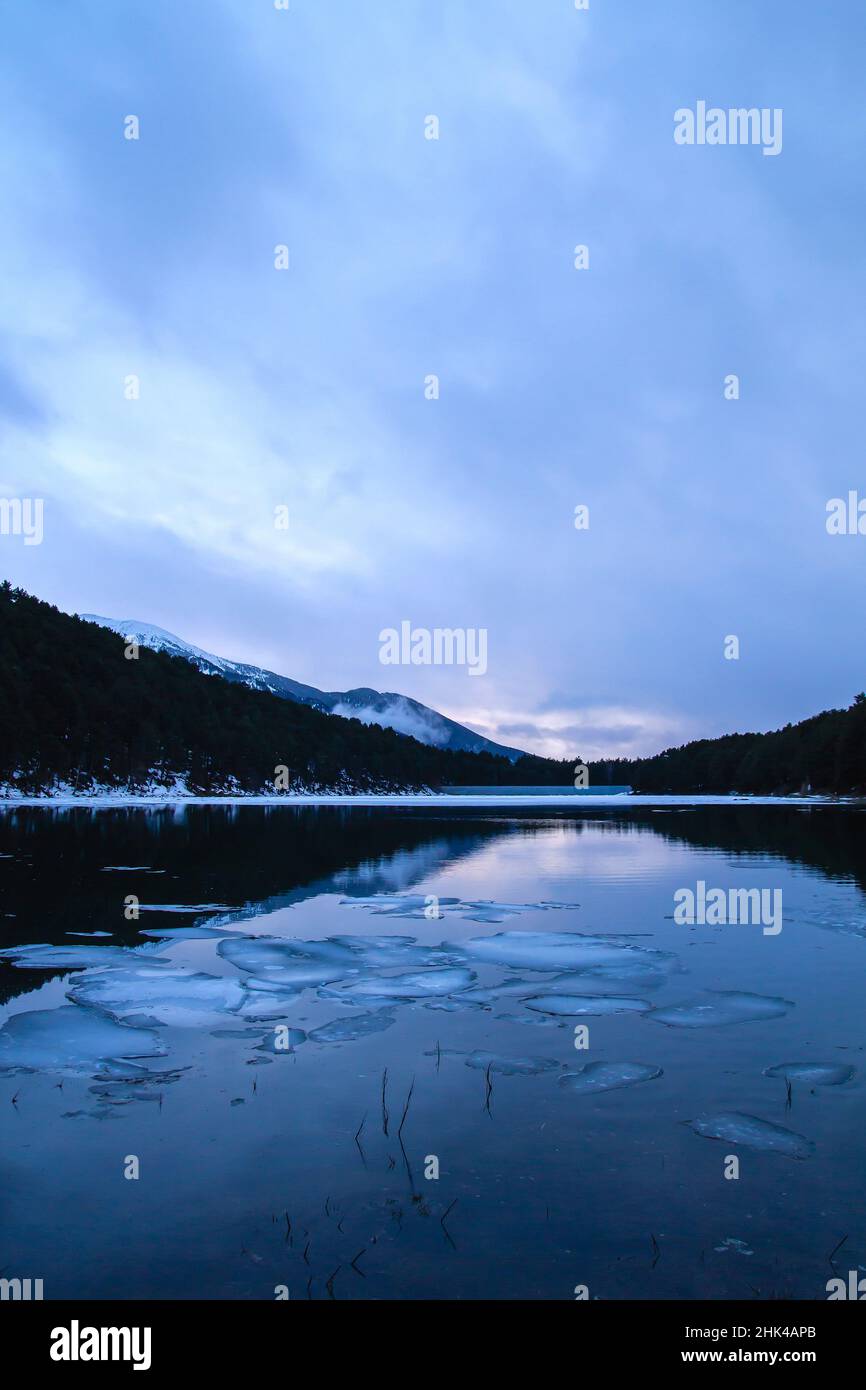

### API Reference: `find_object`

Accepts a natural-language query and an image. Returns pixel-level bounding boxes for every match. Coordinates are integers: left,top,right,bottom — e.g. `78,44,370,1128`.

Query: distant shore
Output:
0,791,849,808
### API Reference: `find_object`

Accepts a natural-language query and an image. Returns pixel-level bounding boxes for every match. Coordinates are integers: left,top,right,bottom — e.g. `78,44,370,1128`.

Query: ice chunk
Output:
527,994,650,1016
68,967,247,1028
218,936,358,981
456,979,540,1004
688,1112,814,1158
649,991,793,1028
326,936,465,968
0,943,165,970
714,1237,754,1255
237,990,303,1021
139,926,238,941
558,961,672,989
0,1006,166,1075
496,1012,566,1028
456,931,661,973
558,1061,663,1094
137,904,234,913
338,895,460,919
464,1051,560,1075
308,1011,396,1043
320,966,476,1001
764,1062,856,1086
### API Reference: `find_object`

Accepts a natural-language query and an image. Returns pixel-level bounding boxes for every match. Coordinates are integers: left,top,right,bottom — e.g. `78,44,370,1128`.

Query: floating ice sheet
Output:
649,991,793,1028
456,979,541,1004
139,926,239,942
558,1061,663,1094
764,1062,856,1086
327,936,464,968
320,966,476,1001
218,936,358,981
496,1012,566,1028
527,994,651,1016
237,990,303,1021
308,1011,396,1043
428,1048,560,1075
456,930,665,973
68,967,247,1027
0,943,166,970
338,895,579,923
0,1005,166,1075
688,1111,814,1158
137,904,235,913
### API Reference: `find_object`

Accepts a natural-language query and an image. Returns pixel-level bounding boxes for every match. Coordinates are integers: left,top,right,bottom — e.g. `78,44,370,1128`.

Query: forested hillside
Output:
589,699,866,795
0,583,562,793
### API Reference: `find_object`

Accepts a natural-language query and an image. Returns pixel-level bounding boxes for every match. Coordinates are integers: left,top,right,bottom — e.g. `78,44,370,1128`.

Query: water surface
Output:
1,803,864,1300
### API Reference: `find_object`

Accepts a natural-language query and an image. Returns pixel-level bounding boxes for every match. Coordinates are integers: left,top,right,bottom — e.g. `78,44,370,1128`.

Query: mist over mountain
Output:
79,615,523,761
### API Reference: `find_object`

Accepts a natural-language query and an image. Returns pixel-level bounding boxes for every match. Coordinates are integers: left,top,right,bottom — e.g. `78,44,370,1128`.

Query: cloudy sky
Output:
1,0,864,759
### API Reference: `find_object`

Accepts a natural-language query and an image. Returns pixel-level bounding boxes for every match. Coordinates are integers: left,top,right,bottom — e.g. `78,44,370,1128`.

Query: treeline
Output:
588,698,866,795
0,583,563,793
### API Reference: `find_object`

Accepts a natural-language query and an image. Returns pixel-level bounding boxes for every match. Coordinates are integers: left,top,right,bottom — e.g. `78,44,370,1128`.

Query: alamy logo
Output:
0,1276,43,1300
674,102,782,156
50,1320,152,1372
379,621,487,676
0,497,43,545
674,880,782,936
827,1270,866,1299
826,492,866,535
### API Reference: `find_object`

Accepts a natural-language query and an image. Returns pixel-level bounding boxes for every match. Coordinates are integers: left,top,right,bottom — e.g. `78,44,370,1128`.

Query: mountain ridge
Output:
79,614,524,761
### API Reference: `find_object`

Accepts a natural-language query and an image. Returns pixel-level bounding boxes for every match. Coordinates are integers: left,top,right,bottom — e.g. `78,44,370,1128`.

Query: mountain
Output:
0,583,566,795
79,615,523,761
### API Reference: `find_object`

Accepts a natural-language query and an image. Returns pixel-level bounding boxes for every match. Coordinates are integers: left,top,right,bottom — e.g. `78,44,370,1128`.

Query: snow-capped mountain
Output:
79,615,524,761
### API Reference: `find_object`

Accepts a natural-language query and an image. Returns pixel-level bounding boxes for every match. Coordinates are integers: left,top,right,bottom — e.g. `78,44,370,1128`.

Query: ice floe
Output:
308,1011,396,1043
68,967,247,1028
688,1111,814,1158
217,936,358,981
558,1062,663,1094
455,930,670,974
338,895,579,923
139,925,238,942
527,994,651,1016
764,1062,856,1086
649,991,793,1028
320,966,476,1001
429,1047,560,1075
0,1006,166,1075
0,943,166,970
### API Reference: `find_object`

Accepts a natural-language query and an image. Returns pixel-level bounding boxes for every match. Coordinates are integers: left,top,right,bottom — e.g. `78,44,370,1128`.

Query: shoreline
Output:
0,791,853,808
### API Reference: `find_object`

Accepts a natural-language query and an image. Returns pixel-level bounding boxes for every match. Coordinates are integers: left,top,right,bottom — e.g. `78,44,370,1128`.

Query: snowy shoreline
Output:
0,790,851,809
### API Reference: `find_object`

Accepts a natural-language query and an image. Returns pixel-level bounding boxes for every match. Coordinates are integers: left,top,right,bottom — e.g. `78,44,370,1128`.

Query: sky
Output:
0,0,864,760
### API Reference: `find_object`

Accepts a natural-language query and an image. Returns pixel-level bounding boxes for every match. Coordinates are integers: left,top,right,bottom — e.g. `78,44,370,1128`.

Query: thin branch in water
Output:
381,1068,389,1136
325,1265,341,1300
354,1111,368,1166
828,1233,848,1267
398,1076,415,1138
440,1198,458,1250
350,1248,366,1277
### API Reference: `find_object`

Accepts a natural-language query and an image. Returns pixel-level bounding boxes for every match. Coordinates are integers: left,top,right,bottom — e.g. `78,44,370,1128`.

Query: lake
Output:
1,802,864,1301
